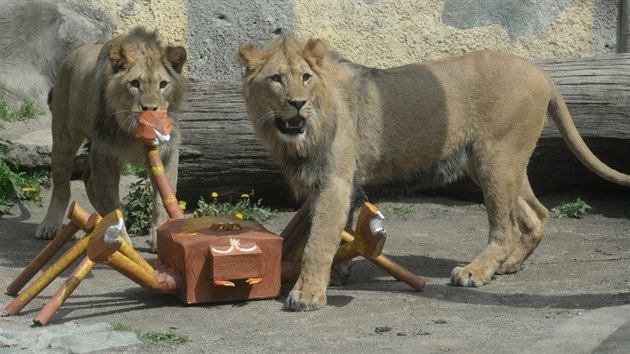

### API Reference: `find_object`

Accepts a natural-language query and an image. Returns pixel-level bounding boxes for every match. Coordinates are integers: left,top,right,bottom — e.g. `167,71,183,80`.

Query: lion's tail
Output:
547,82,630,187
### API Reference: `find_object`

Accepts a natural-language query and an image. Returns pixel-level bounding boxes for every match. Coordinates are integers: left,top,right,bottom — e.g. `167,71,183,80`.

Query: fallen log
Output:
176,54,630,207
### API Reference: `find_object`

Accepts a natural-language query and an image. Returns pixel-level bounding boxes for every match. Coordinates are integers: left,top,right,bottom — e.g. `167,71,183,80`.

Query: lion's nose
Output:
141,104,159,111
287,100,306,111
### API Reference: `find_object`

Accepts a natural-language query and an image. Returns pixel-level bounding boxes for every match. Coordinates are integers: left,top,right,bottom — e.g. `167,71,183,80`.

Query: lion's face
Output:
238,38,332,152
105,32,187,136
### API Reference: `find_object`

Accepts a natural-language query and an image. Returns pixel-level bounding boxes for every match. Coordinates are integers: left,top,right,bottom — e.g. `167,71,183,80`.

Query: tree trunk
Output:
176,81,294,207
177,54,630,207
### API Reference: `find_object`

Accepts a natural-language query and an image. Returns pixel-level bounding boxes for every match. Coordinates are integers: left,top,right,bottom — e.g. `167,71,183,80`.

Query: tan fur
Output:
238,37,630,311
36,27,187,251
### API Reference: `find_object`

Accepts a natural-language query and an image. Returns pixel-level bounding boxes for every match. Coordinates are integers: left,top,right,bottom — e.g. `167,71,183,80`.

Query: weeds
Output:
0,99,13,123
110,322,188,345
122,179,154,234
121,163,146,178
551,198,591,219
17,99,44,120
121,184,277,234
0,156,49,214
390,205,415,220
194,192,276,222
0,96,43,124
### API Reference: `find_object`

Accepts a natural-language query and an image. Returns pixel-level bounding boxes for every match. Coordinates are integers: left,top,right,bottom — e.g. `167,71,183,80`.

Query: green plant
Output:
121,163,146,177
0,157,49,214
0,158,20,213
122,179,154,234
17,99,44,120
110,322,135,332
0,95,44,123
193,192,276,222
551,198,591,219
110,323,188,345
391,205,414,220
0,98,15,123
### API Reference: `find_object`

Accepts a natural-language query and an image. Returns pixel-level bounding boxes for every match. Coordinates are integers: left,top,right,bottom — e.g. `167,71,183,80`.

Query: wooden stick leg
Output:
6,203,93,296
118,241,155,275
340,230,425,291
33,256,95,326
369,254,426,291
4,237,89,315
283,217,311,263
5,223,80,296
280,198,312,241
107,251,178,294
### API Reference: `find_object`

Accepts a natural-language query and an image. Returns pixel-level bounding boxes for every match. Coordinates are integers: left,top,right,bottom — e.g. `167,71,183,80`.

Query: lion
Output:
35,27,187,251
237,37,630,311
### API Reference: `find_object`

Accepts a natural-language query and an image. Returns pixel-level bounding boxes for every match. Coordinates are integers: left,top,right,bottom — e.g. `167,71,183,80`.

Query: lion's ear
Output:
303,39,327,67
165,46,187,73
108,44,131,72
237,44,264,71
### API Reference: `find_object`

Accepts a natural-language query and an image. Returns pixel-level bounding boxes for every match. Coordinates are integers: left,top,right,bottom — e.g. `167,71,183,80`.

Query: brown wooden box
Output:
156,215,282,304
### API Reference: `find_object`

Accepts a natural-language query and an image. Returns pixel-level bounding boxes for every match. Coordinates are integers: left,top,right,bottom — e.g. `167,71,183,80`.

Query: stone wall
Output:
84,0,622,81
1,0,623,99
187,0,622,80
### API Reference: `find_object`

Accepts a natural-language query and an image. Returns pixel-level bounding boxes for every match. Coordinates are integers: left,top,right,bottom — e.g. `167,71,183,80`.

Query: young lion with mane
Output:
36,27,187,250
238,37,630,311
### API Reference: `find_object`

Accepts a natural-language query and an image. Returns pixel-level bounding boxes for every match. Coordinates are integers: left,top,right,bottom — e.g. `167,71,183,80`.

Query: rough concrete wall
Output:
86,0,188,48
593,0,622,55
0,0,113,109
293,0,619,69
21,0,616,81
0,0,621,99
0,0,188,109
186,0,295,81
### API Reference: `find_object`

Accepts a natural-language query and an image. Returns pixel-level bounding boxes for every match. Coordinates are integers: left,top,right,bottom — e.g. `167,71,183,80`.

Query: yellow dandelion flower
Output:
211,191,219,198
21,187,37,193
240,193,250,199
234,212,243,220
178,201,187,211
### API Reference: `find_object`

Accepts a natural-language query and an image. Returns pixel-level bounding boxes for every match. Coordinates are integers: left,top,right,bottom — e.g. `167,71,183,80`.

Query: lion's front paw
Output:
286,287,327,311
450,265,493,287
35,223,62,240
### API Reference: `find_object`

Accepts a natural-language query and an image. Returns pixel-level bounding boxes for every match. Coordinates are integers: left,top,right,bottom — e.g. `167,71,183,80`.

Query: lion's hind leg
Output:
451,141,533,287
496,176,549,274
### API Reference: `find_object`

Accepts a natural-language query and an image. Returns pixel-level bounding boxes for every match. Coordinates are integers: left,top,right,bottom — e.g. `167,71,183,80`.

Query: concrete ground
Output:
1,177,628,353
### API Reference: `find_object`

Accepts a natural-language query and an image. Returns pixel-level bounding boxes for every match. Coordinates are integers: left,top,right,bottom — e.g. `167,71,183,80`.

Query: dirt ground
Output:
1,177,629,353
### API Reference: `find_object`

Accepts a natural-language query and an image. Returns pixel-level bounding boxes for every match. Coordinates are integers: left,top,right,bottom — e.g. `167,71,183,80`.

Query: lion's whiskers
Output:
117,112,139,135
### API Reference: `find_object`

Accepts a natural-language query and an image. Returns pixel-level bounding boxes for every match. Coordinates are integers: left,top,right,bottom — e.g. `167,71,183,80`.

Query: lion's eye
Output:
269,74,282,83
302,73,312,82
130,80,140,88
159,80,168,89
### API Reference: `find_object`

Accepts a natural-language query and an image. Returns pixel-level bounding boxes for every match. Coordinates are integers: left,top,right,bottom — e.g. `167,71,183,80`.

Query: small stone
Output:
375,326,393,334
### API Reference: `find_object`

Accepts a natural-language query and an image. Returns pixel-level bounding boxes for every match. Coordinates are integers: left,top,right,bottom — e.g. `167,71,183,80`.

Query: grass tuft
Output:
0,156,50,214
193,192,276,222
551,198,591,219
390,205,415,220
110,322,188,345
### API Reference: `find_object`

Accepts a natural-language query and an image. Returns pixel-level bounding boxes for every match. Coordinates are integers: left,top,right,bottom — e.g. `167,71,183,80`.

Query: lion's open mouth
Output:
275,115,306,135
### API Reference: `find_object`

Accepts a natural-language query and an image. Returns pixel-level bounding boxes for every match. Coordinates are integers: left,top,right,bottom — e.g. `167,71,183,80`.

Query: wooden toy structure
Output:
4,111,424,325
